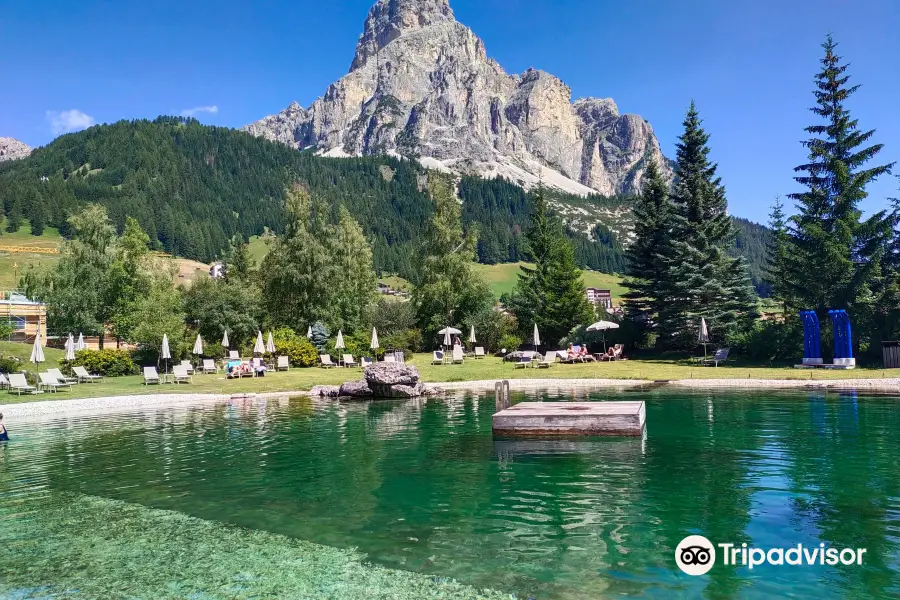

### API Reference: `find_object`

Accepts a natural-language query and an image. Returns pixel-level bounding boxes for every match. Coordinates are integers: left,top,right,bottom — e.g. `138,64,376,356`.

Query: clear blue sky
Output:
1,0,897,223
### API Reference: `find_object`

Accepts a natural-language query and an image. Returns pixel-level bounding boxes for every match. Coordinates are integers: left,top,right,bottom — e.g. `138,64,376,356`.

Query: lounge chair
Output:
48,368,78,385
276,356,290,371
361,356,374,368
202,359,219,374
320,355,337,369
514,352,533,369
343,354,359,368
72,365,103,383
180,360,195,375
474,347,485,359
38,372,73,392
536,351,557,369
228,350,240,360
384,355,396,363
702,348,730,367
226,362,254,379
452,345,465,364
431,351,444,365
172,365,192,384
8,373,39,395
143,366,161,385
0,373,8,389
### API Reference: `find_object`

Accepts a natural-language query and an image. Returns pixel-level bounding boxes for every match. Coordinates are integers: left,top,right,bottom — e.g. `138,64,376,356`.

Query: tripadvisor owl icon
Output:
676,535,715,575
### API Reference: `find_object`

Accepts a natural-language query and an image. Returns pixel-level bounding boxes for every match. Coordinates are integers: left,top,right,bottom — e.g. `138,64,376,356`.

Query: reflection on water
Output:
1,388,899,599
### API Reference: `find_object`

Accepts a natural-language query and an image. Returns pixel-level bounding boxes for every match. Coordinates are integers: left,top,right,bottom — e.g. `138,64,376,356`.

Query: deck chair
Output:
474,347,485,359
228,350,240,360
343,354,359,368
361,356,374,368
384,355,396,363
431,351,444,365
276,356,290,371
702,347,730,367
179,360,195,375
0,373,9,389
513,352,533,369
452,345,465,364
8,373,39,395
143,366,161,385
48,368,78,385
320,355,337,369
172,364,192,384
202,359,219,374
72,365,103,383
536,351,557,369
39,372,72,392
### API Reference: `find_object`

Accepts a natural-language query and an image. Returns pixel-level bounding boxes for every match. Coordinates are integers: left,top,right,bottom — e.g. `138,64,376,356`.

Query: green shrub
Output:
725,320,801,362
203,342,227,360
0,355,23,375
381,329,423,355
498,333,523,354
272,328,319,367
325,331,372,361
64,349,138,377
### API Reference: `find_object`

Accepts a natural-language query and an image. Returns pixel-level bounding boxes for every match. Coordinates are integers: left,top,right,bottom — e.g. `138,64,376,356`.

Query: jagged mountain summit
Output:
0,137,31,162
246,0,669,196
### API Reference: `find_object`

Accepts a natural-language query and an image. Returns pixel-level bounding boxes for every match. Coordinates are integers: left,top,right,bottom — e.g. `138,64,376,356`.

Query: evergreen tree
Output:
765,196,792,314
330,206,378,332
412,174,493,343
623,159,672,327
508,186,593,346
785,35,894,325
222,234,254,282
656,103,757,349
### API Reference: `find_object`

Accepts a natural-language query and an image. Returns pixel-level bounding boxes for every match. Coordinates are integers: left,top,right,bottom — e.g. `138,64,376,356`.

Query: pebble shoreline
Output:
3,377,899,420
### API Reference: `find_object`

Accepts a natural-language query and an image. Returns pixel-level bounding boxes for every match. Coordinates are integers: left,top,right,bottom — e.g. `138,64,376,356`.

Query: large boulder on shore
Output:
369,382,445,398
364,363,420,386
339,380,374,397
310,385,340,397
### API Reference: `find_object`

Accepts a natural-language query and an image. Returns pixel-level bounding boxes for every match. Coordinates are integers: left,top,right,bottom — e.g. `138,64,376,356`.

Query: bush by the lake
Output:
272,328,319,367
65,349,138,377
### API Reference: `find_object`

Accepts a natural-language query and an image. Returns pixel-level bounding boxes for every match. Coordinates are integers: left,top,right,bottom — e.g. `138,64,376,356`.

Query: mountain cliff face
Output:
246,0,669,196
0,137,31,162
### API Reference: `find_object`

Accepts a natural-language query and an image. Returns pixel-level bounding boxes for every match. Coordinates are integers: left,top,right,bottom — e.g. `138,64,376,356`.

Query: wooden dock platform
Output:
492,401,646,437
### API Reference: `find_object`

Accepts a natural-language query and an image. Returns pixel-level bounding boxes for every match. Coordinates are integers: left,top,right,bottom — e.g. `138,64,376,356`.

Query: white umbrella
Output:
30,332,45,365
336,330,345,349
76,332,86,351
371,327,379,350
438,327,462,336
469,325,477,344
443,327,452,348
587,320,620,351
65,333,76,361
532,323,541,349
266,331,276,354
221,330,229,348
161,334,171,375
306,326,312,338
699,317,710,359
253,331,265,354
192,334,203,356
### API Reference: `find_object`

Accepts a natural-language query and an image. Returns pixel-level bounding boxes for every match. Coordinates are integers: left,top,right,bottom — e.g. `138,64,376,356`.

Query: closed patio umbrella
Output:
31,332,45,366
192,334,203,356
587,320,620,352
532,323,541,350
253,331,265,354
307,326,312,338
698,317,710,359
161,334,171,375
469,325,477,345
336,330,345,349
65,333,76,361
370,327,379,350
221,330,229,349
443,327,452,348
266,331,276,354
76,332,86,351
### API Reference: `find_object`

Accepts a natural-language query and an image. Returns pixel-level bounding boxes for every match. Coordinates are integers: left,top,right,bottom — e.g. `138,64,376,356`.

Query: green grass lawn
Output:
3,342,899,405
472,262,626,299
0,223,64,289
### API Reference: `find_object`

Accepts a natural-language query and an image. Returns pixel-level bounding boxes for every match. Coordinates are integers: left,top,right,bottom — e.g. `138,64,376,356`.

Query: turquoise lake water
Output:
1,388,899,599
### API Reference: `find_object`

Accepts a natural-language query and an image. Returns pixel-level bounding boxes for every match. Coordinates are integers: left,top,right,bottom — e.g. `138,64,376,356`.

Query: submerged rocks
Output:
310,385,340,397
326,362,444,399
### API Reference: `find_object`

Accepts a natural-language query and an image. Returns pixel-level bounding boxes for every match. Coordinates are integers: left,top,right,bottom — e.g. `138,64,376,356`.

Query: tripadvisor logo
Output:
675,535,867,575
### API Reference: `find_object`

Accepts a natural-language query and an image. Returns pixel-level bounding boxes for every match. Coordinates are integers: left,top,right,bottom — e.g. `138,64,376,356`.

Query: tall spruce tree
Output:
508,186,593,346
623,158,672,328
656,103,757,349
765,196,793,315
785,35,894,325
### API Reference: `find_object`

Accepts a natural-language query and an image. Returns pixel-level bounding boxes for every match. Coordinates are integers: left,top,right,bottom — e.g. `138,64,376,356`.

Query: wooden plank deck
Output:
492,401,646,437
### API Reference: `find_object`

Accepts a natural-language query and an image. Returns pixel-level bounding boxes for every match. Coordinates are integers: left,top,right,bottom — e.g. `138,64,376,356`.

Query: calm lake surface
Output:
1,388,899,599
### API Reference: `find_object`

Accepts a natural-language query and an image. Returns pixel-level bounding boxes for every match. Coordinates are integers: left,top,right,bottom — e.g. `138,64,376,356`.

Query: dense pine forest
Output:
0,116,769,290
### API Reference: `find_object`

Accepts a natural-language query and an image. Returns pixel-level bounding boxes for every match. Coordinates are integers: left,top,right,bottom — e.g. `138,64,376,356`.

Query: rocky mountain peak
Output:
0,137,31,162
351,0,455,71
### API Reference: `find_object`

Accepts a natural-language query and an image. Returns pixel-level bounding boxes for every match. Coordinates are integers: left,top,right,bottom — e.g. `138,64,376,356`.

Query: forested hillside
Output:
732,218,772,297
0,116,769,290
